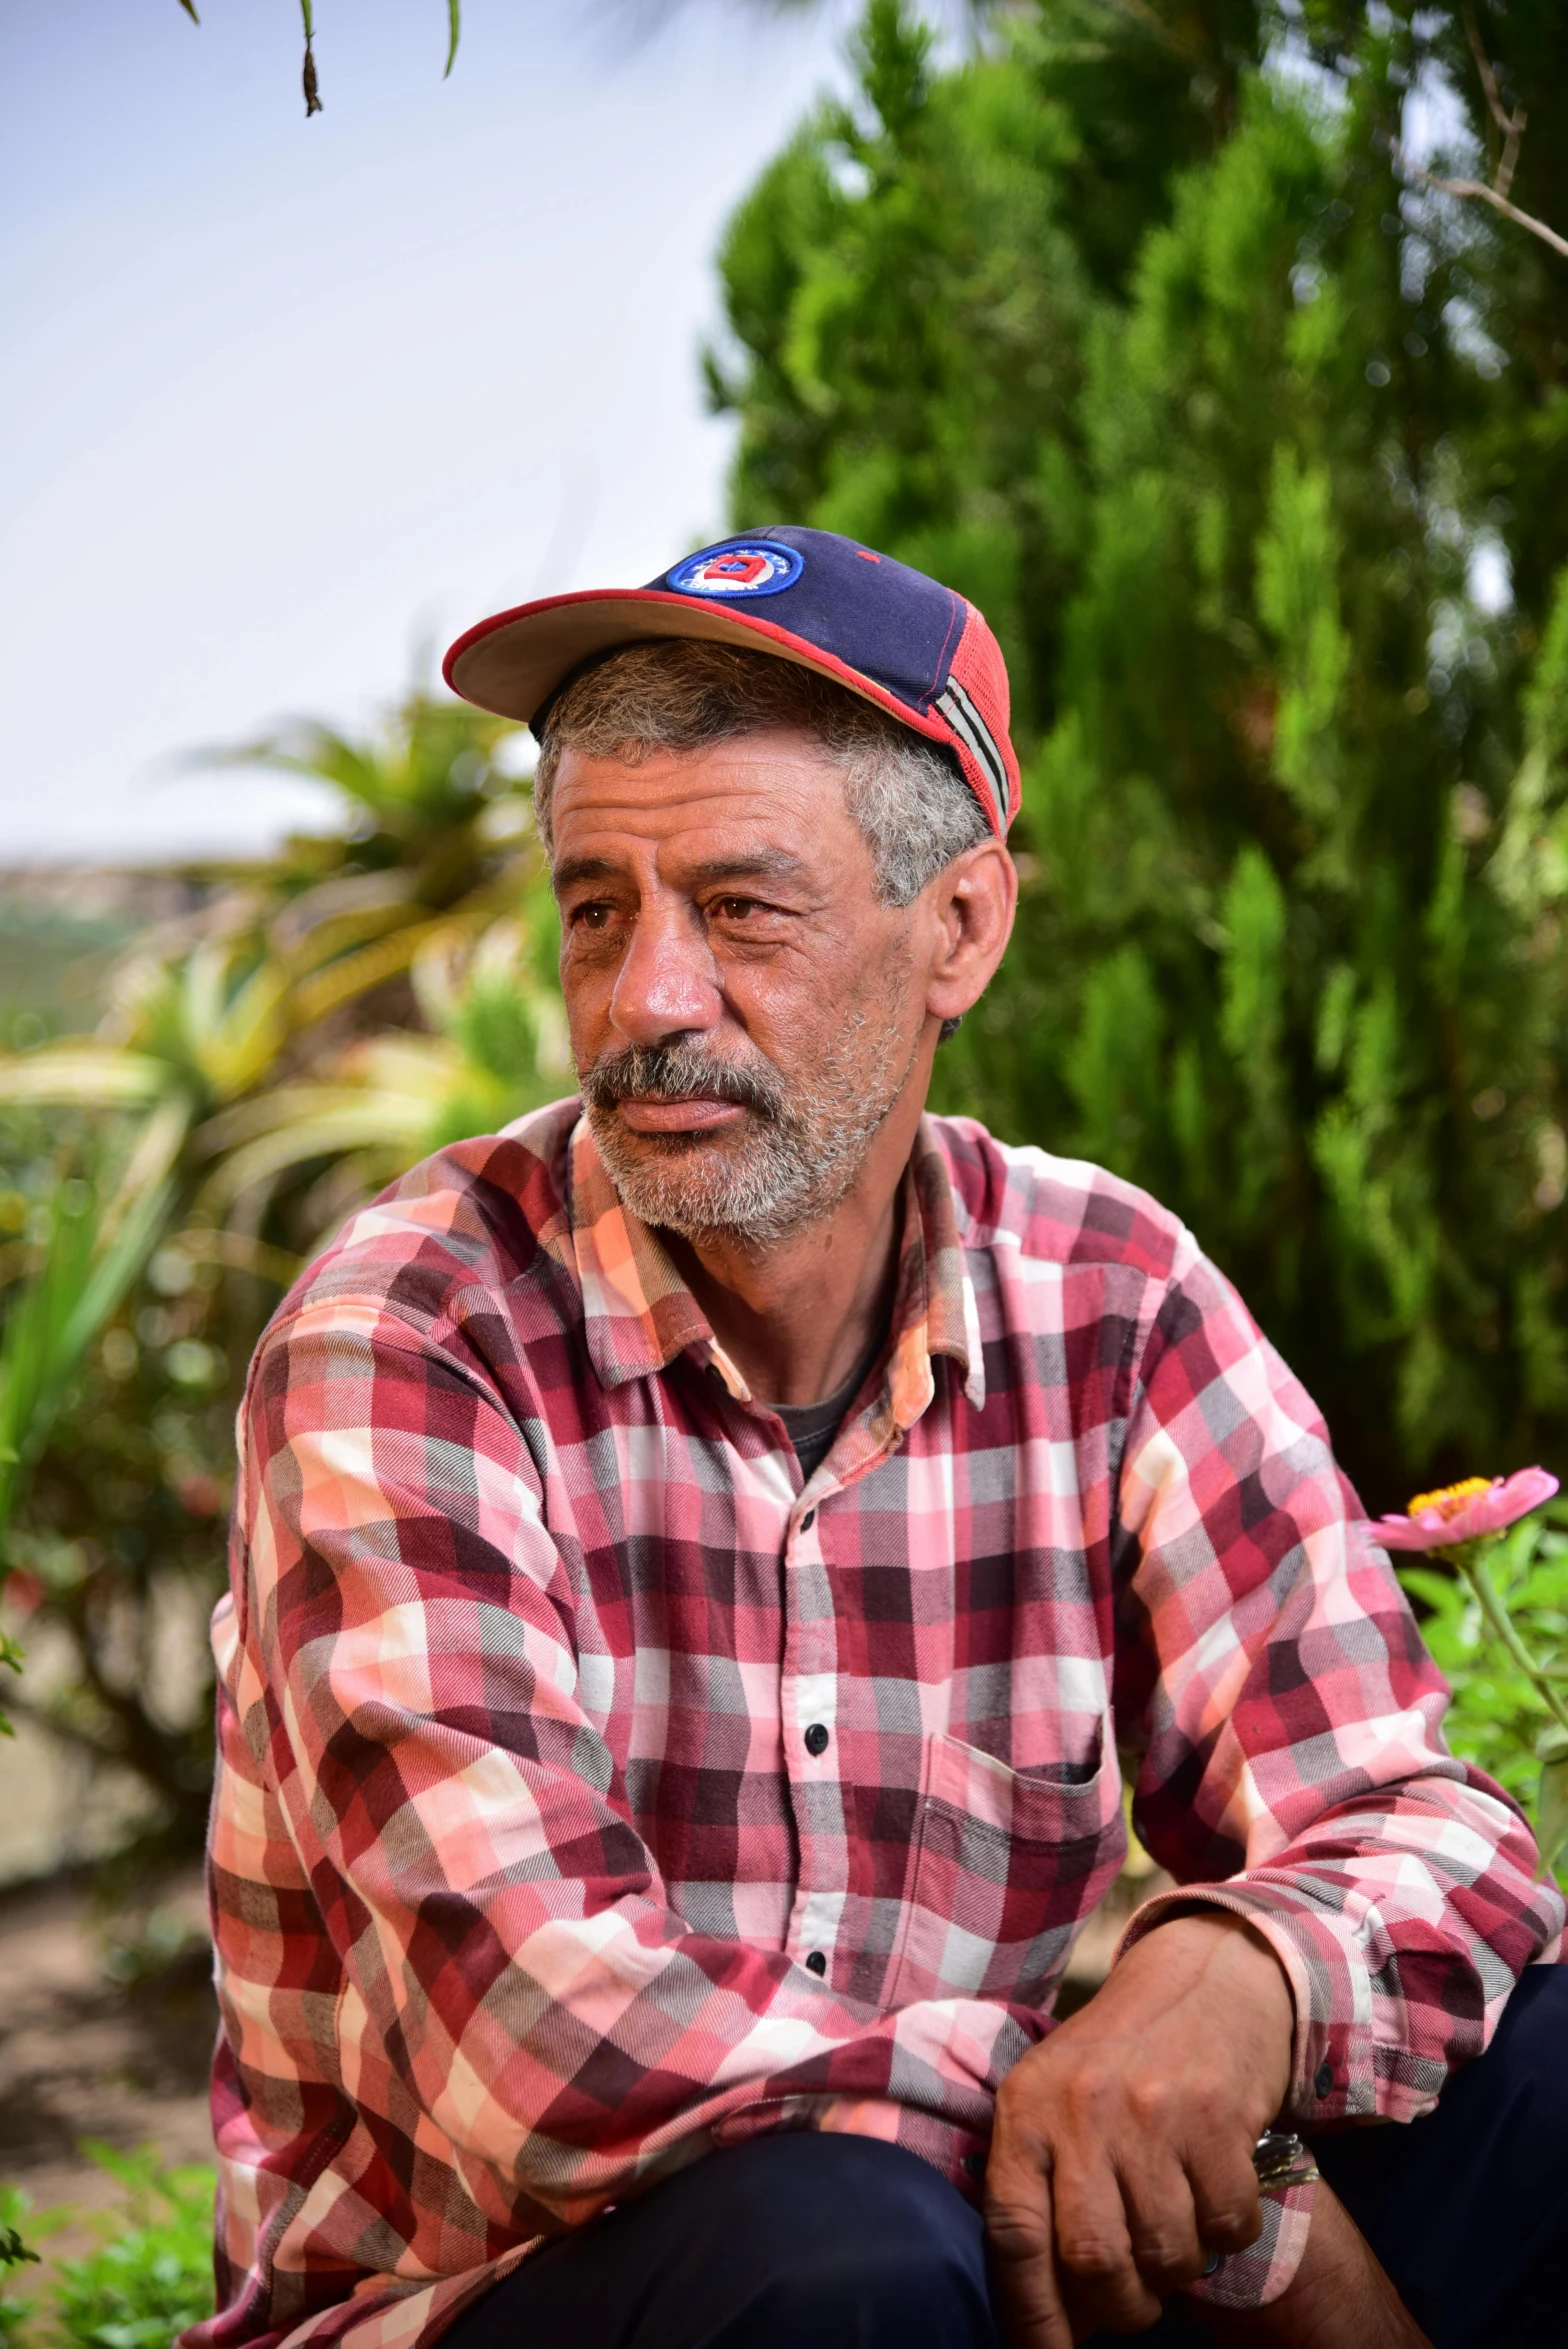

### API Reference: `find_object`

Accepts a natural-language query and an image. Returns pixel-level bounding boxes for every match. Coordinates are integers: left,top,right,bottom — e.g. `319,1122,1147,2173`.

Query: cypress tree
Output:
710,0,1568,1504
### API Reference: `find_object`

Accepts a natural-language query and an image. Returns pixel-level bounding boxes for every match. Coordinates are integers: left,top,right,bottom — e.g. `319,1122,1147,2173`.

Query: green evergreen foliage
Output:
711,0,1568,1503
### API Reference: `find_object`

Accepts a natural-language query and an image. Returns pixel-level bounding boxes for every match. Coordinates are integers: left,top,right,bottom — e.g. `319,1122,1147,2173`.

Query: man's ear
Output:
924,838,1017,1030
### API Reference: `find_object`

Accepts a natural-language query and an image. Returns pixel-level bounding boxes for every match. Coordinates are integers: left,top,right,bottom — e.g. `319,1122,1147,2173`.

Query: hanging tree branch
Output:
1394,2,1565,268
1411,166,1568,264
1461,0,1524,199
300,0,322,116
172,1,462,111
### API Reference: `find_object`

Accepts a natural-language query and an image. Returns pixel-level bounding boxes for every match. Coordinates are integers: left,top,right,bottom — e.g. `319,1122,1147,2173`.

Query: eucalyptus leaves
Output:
175,0,462,114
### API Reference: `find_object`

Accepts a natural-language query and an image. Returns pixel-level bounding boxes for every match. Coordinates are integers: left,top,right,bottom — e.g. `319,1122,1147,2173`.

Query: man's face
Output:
548,726,930,1246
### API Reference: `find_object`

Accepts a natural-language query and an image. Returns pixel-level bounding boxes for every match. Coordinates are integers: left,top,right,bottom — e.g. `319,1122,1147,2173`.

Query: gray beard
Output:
580,1017,916,1248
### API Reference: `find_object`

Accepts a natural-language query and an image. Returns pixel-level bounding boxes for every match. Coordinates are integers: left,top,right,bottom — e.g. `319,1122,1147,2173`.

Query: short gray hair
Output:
531,639,990,908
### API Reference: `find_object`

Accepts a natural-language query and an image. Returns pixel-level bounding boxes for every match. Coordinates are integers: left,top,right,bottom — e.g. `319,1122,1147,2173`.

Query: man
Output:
194,528,1565,2349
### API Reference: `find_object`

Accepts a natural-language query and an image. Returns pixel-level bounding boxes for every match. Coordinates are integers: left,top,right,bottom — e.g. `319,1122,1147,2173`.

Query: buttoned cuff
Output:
1118,1881,1446,2130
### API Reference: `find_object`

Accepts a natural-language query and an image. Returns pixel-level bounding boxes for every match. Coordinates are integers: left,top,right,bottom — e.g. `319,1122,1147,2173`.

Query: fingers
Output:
984,1928,1294,2343
986,2091,1263,2339
1122,2159,1207,2299
1049,2150,1165,2335
1190,2137,1265,2258
983,2136,1075,2349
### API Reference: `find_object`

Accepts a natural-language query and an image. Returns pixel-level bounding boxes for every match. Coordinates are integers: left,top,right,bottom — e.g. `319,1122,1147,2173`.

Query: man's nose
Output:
607,902,724,1046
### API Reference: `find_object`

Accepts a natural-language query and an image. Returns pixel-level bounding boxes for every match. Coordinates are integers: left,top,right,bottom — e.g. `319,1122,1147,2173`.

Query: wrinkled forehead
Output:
545,727,863,874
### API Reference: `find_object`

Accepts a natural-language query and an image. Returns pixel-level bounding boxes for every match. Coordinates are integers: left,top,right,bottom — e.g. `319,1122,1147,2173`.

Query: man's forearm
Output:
1200,2184,1430,2349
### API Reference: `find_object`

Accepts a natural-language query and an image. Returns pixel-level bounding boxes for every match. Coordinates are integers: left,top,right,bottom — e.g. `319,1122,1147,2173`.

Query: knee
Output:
703,2132,993,2331
449,2133,995,2349
1483,1962,1568,2114
1498,1955,1568,2037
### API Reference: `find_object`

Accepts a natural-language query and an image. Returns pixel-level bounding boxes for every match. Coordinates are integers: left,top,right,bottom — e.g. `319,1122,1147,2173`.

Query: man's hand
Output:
984,1911,1294,2343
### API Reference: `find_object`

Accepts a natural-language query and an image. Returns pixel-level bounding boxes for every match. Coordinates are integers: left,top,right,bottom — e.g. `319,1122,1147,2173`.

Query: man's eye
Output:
714,896,762,920
570,902,613,929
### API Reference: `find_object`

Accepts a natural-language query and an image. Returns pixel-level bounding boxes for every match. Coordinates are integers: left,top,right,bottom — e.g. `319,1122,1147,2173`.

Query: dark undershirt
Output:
765,1333,887,1485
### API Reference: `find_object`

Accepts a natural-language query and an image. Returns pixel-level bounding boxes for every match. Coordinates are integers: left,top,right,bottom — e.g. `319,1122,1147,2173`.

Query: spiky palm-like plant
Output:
0,689,565,1834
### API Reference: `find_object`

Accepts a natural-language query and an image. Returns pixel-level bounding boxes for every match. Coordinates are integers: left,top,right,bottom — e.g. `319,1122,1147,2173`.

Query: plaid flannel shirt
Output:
193,1101,1562,2349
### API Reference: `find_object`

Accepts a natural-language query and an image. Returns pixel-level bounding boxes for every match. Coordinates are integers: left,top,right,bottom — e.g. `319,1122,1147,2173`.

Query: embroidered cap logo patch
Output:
667,541,805,598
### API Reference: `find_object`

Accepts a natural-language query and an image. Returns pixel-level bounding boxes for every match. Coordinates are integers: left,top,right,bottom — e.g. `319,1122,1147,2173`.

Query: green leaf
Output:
445,0,461,77
47,2151,216,2349
0,1119,179,1555
0,1048,174,1109
1536,1748,1568,1881
176,0,199,20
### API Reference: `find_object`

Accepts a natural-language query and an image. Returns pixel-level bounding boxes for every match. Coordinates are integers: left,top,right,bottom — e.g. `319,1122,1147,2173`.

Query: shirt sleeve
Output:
228,1295,1035,2227
1111,1229,1565,2134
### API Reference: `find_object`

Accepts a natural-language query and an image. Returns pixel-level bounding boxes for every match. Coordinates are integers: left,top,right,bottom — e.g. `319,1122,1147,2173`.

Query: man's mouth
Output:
614,1095,750,1136
581,1041,785,1140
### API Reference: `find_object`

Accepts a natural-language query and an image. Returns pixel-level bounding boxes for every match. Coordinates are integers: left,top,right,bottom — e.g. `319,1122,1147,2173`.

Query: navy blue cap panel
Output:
443,523,1021,834
647,529,966,718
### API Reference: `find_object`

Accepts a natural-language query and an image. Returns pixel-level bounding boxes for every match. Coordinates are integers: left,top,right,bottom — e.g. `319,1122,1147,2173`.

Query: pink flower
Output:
1,1570,43,1618
1373,1468,1560,1552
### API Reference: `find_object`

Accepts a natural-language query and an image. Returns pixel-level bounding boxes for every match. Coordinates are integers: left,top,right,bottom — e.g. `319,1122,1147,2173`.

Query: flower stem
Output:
1451,1545,1568,1741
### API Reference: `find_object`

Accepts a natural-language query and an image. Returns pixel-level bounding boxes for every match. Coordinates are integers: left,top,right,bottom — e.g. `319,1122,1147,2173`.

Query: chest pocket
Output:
885,1726,1127,2011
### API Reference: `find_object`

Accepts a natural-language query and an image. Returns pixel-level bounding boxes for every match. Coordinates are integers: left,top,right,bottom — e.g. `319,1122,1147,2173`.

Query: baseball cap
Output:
442,525,1019,837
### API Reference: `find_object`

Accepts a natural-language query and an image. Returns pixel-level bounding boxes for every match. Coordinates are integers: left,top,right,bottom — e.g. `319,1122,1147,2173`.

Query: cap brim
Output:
442,587,958,755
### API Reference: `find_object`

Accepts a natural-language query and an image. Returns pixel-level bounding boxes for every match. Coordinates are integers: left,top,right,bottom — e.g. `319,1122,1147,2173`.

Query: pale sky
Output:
0,0,863,861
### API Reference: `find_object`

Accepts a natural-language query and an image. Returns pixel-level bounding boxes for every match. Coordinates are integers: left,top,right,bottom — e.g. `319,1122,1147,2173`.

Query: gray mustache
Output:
580,1040,786,1121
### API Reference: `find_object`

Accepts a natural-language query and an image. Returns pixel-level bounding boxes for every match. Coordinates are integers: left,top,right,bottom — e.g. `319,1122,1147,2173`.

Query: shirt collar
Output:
567,1112,984,1417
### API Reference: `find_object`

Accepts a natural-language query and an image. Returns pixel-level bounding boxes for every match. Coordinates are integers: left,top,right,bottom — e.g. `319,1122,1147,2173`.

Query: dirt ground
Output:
0,1866,217,2262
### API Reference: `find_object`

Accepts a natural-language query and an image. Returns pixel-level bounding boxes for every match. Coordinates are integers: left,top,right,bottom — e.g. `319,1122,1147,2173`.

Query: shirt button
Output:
804,1723,830,1756
1314,2059,1335,2099
962,2151,986,2181
800,1509,816,1532
805,1950,827,1976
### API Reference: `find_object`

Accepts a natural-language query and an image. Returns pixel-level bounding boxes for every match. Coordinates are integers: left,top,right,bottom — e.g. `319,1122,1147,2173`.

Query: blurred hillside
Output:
0,877,208,1046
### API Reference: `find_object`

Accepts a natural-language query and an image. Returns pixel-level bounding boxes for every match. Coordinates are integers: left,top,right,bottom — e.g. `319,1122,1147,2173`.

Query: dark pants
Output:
443,1965,1568,2349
